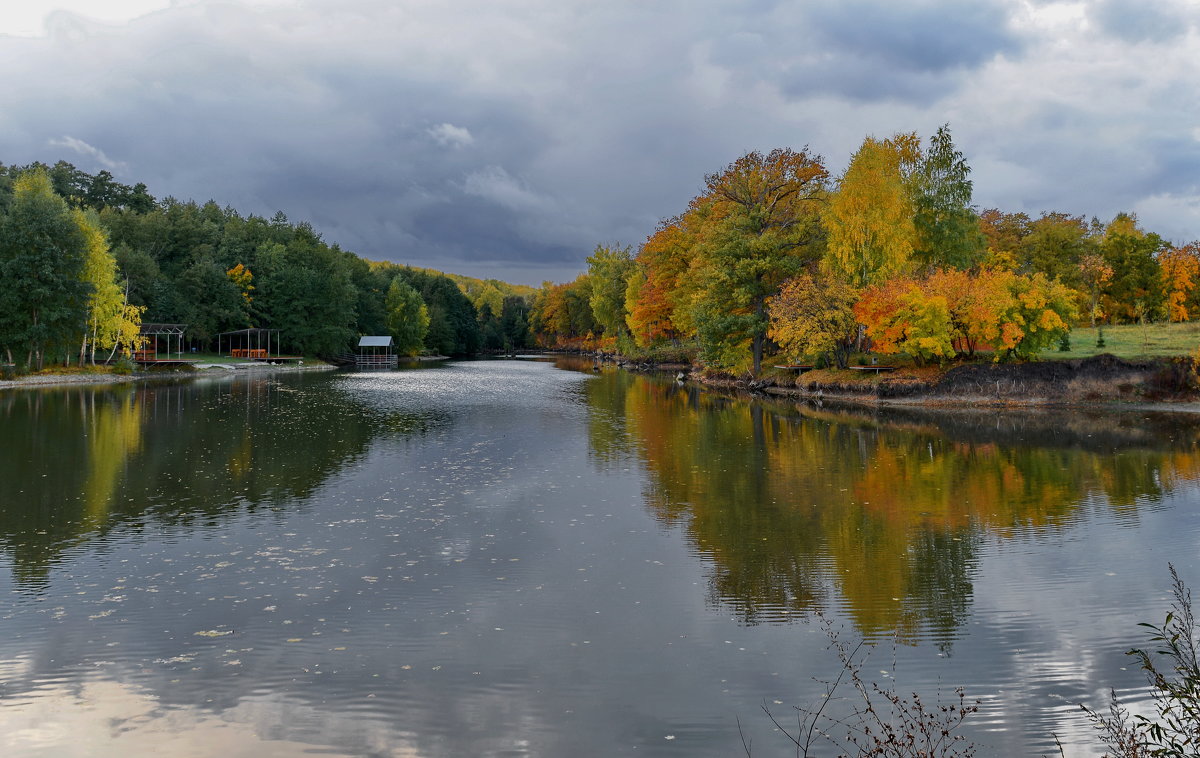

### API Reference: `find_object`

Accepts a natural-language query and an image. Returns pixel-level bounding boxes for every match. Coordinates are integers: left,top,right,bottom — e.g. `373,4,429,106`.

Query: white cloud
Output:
428,122,474,149
46,135,127,172
0,1,170,37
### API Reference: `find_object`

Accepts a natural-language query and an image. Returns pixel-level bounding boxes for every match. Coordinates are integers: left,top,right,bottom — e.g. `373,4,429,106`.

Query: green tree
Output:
1018,212,1096,285
499,295,531,350
912,125,985,271
1101,213,1166,322
384,276,429,356
586,244,635,337
0,169,91,369
692,148,829,375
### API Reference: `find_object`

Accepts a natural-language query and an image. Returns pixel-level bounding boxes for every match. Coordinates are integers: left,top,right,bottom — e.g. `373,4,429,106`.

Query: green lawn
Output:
1055,322,1200,360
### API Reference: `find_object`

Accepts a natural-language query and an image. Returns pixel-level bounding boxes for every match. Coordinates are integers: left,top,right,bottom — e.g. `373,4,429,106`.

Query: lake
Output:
1,357,1198,757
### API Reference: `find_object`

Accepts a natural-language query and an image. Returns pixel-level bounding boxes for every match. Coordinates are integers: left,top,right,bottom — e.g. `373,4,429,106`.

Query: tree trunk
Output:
751,298,764,376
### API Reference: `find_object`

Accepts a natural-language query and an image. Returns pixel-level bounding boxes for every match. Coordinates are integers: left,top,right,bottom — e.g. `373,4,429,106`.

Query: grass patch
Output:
1056,322,1200,360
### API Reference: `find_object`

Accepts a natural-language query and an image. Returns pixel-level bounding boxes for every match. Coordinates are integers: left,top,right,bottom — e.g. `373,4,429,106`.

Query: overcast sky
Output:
0,0,1197,285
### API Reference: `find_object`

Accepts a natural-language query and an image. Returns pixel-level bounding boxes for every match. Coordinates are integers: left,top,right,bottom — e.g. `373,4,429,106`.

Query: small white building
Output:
357,336,397,368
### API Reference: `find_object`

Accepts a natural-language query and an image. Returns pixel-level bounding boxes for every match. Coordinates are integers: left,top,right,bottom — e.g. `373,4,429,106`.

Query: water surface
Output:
1,358,1198,756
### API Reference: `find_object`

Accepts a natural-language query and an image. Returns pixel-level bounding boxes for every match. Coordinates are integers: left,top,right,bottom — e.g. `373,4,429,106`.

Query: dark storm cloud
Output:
0,0,1196,282
808,0,1020,73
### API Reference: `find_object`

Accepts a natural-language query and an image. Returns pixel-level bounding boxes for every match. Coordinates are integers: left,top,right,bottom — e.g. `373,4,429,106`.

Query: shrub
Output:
111,356,137,375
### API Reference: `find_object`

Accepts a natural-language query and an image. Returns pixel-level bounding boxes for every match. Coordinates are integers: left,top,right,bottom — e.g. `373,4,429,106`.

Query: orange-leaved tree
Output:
855,277,955,364
1159,243,1200,322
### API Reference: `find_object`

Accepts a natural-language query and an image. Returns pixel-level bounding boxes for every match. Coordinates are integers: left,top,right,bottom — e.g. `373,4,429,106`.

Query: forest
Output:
530,126,1199,376
1,124,1195,375
0,161,533,370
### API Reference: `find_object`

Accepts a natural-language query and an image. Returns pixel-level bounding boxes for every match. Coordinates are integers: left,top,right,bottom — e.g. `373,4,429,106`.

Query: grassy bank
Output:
1055,322,1200,359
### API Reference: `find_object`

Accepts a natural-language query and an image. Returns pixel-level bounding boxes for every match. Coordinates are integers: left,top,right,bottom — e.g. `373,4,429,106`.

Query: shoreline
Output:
582,350,1200,412
0,361,337,392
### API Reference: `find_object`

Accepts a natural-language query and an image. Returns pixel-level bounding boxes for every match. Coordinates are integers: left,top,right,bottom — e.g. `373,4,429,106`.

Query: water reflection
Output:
581,361,1200,642
0,374,432,590
0,361,1198,756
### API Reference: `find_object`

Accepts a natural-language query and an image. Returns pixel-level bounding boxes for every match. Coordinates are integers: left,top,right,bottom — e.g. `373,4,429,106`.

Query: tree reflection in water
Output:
584,365,1200,645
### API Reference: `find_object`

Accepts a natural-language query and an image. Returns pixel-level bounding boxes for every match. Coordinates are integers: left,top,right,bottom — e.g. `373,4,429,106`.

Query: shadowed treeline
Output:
581,363,1200,644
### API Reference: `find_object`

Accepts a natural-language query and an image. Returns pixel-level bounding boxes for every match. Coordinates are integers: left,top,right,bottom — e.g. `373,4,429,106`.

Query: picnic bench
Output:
231,348,268,359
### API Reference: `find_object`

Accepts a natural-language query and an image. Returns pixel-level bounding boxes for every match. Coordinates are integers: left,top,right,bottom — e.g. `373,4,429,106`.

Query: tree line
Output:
0,161,539,370
530,126,1199,374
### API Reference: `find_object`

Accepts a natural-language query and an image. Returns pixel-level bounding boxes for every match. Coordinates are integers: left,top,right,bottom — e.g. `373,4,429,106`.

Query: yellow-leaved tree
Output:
822,133,921,287
767,274,860,369
76,210,145,364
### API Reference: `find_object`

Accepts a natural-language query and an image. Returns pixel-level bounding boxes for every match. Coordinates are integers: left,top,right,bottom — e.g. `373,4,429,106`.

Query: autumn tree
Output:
0,169,90,369
626,197,717,347
857,270,1074,363
823,133,921,286
76,210,144,363
691,148,828,375
384,276,429,356
767,274,860,368
994,273,1076,359
1077,253,1114,326
1160,243,1200,322
855,278,956,364
923,268,1008,358
978,208,1030,272
911,125,986,271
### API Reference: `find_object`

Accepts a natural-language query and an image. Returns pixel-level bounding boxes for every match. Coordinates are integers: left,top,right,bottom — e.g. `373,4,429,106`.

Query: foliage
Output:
625,201,714,347
823,133,921,287
993,272,1076,360
855,278,954,364
384,276,429,356
767,274,861,368
76,209,144,362
691,147,829,374
1080,253,1116,326
856,270,1075,363
586,243,635,337
1160,244,1200,323
910,125,986,271
1102,214,1167,323
0,169,91,369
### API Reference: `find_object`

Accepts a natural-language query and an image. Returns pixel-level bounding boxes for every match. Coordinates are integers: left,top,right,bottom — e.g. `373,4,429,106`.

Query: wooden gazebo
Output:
135,323,187,362
218,328,282,360
357,336,397,368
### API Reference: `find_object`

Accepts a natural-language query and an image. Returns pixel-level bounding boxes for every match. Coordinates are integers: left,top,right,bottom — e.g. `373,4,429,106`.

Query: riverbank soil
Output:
756,354,1184,406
